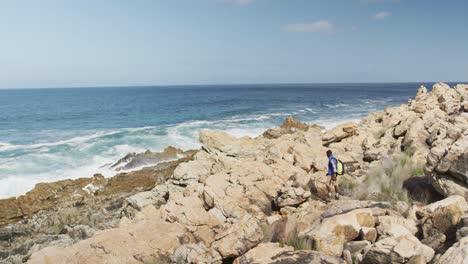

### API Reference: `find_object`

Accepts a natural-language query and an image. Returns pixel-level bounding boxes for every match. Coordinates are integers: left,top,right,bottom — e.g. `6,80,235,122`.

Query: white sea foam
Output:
0,106,370,198
0,130,124,151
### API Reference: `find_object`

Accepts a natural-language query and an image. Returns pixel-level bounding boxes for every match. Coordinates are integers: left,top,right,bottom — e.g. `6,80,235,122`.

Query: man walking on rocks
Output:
326,150,340,199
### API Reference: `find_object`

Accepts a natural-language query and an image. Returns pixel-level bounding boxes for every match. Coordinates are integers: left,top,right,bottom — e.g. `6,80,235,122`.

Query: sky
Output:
0,0,467,88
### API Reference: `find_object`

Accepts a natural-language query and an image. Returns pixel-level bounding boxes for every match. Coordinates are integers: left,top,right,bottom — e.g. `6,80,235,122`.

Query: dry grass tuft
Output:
344,152,424,204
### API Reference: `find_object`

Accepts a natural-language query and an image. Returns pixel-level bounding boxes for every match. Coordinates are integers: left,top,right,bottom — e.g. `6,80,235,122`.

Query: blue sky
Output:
1,0,467,88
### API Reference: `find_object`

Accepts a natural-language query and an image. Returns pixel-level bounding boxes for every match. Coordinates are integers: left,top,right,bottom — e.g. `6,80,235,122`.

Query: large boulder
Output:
199,129,263,159
376,215,419,238
212,216,264,259
304,208,375,255
419,195,468,239
28,207,194,264
171,243,222,264
232,243,294,264
426,135,468,198
361,234,434,264
234,243,343,264
322,122,358,146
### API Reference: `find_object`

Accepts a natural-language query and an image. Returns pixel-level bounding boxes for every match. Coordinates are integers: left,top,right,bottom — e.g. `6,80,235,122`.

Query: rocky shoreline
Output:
1,83,467,263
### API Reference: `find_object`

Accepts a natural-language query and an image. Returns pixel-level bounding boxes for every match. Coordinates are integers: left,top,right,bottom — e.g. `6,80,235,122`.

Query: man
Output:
326,150,340,199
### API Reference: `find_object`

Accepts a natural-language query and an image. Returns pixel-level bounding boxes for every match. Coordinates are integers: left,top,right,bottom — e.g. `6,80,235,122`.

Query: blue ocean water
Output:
0,83,441,198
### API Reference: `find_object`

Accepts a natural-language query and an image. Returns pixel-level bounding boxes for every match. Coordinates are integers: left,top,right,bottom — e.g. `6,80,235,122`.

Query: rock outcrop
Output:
263,116,309,139
0,152,196,263
111,146,192,171
1,83,468,263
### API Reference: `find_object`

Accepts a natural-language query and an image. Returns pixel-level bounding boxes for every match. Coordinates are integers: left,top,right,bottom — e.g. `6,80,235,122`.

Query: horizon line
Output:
1,81,467,90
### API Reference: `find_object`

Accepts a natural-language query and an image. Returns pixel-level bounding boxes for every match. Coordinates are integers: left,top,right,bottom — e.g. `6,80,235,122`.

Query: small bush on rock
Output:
349,152,424,203
282,232,311,250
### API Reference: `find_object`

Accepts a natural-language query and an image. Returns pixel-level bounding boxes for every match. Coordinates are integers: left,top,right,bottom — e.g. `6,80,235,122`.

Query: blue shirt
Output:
328,155,338,175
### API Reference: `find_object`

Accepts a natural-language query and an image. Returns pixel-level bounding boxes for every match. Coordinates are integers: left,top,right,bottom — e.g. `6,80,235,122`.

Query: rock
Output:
456,227,468,241
256,250,343,264
269,216,299,243
343,249,353,264
0,174,107,226
343,240,371,254
235,243,344,264
232,242,294,264
0,198,23,227
361,234,434,264
407,254,428,264
415,85,428,100
304,208,375,255
64,225,95,241
420,195,468,238
171,243,222,264
309,172,331,199
421,232,446,251
28,208,194,264
321,200,391,218
266,215,281,225
363,147,387,162
199,129,261,159
125,187,167,211
435,236,468,264
0,155,194,263
360,227,377,243
376,215,419,237
426,131,468,198
212,216,263,259
111,146,187,170
274,183,311,208
322,122,358,146
263,117,309,139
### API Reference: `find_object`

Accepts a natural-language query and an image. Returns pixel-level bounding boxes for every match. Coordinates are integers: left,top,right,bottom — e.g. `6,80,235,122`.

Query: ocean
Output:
0,83,443,198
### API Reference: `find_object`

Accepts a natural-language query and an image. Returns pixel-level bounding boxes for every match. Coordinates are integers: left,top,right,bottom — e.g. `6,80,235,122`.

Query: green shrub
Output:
338,177,357,197
284,234,311,250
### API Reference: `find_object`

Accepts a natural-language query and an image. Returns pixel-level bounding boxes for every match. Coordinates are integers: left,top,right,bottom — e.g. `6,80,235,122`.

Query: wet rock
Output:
111,146,187,171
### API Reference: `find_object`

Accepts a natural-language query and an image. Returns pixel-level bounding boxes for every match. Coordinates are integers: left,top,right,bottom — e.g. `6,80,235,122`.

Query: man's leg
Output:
334,178,340,194
326,176,334,198
331,174,339,198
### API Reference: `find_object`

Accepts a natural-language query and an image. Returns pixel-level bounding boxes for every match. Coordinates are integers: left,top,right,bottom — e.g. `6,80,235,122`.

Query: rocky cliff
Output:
1,83,467,264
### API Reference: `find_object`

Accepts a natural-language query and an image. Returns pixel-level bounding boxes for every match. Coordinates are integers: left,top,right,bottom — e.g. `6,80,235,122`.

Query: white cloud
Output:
374,11,391,19
283,20,334,33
